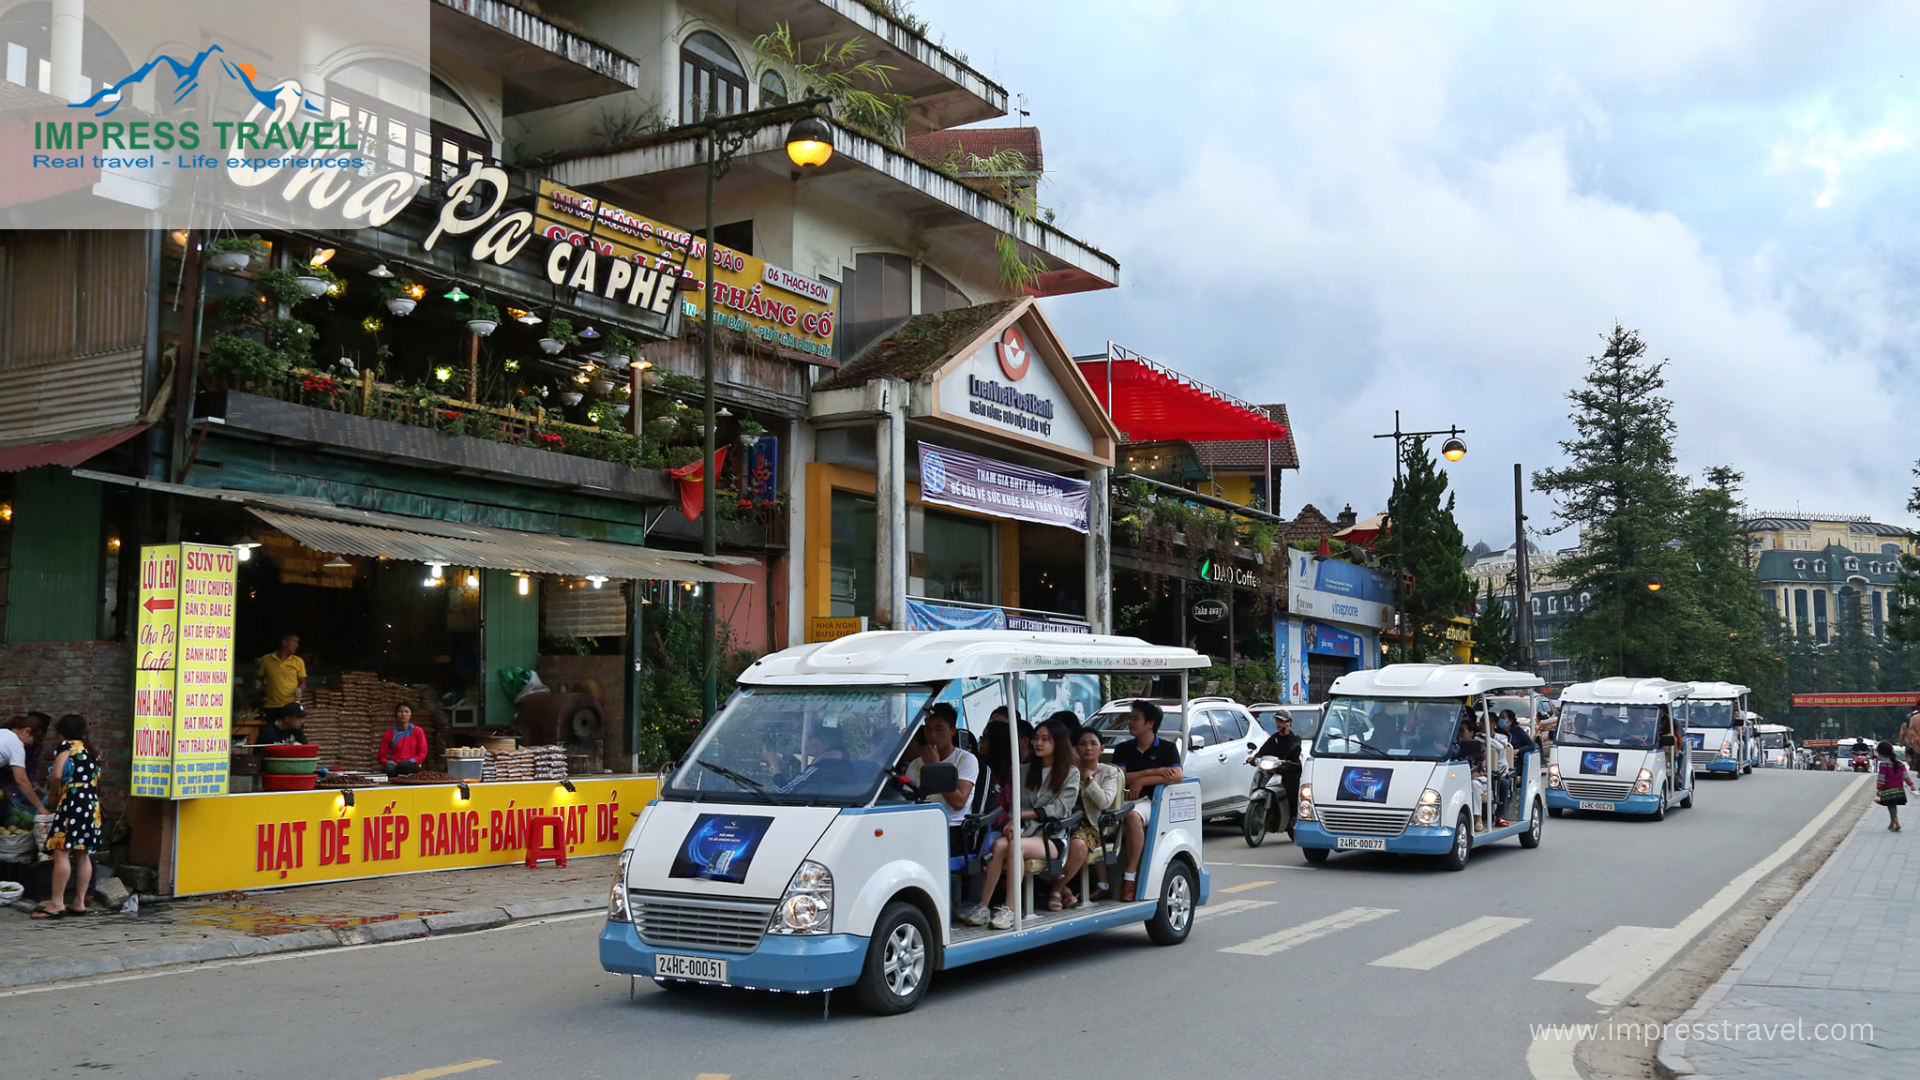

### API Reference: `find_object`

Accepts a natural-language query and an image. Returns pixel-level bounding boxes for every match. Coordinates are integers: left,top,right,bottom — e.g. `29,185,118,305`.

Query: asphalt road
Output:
5,768,1865,1080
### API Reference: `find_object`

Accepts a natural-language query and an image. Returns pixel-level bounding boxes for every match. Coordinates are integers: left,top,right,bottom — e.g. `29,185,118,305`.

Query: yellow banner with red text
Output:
173,776,659,895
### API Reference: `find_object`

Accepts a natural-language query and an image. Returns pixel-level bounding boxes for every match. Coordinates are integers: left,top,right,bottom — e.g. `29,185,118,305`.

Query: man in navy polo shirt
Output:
1111,699,1182,902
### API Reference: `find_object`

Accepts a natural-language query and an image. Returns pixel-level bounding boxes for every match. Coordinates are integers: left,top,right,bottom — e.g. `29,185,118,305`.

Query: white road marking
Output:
1533,925,1668,985
1194,899,1277,923
1526,1029,1582,1080
1587,775,1866,1006
1219,906,1395,957
1369,915,1532,970
0,911,607,997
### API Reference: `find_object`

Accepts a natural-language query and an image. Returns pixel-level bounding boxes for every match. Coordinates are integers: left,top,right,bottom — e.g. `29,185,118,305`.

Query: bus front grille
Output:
630,892,778,953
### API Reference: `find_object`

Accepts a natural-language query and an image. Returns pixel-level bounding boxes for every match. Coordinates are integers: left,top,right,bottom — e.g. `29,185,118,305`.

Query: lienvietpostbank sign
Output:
931,320,1097,458
173,777,658,894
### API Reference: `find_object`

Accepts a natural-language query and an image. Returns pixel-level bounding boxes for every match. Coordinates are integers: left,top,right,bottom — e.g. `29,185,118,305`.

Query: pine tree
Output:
1532,323,1695,677
1890,460,1920,644
1471,579,1517,667
1380,439,1473,661
1673,466,1782,689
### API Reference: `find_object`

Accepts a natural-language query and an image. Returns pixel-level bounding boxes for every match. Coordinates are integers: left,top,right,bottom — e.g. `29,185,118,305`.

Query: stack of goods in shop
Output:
486,744,570,782
261,744,320,791
302,672,446,773
392,769,458,785
317,772,380,788
444,746,486,783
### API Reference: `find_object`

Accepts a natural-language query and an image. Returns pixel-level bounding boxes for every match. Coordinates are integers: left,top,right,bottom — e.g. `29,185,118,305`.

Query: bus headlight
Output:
1547,763,1562,790
1635,767,1654,795
769,860,834,935
607,849,633,923
1414,788,1442,826
1298,783,1315,822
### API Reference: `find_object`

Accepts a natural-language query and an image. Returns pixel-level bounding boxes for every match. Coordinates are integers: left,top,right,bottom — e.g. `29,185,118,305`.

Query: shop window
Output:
759,70,787,107
839,252,913,359
921,509,993,606
681,31,748,122
830,491,876,620
921,266,970,314
1530,597,1541,616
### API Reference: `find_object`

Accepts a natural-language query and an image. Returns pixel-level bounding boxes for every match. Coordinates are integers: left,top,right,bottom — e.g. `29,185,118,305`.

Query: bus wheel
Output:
855,901,932,1015
1145,860,1196,946
1441,812,1472,871
1547,806,1565,818
1302,846,1330,865
1651,791,1667,822
1680,786,1694,810
1243,794,1270,848
1519,800,1544,849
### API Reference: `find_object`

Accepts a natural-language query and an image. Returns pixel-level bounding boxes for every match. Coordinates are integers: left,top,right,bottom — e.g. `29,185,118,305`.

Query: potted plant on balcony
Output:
604,331,635,369
206,234,267,273
588,366,616,396
382,279,422,316
737,418,765,447
539,317,579,355
466,297,500,337
293,262,340,299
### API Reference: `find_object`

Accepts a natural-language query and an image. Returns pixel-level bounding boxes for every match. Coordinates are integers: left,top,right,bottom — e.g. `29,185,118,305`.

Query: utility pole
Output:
1513,463,1533,673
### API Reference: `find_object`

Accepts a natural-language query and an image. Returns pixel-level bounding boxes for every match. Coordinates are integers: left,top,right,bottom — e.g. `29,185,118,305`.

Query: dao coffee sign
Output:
1288,549,1394,630
917,442,1090,533
934,323,1095,456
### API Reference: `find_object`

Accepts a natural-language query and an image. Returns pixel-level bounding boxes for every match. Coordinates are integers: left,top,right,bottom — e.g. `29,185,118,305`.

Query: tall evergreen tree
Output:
1673,466,1782,688
1471,579,1518,667
1890,459,1920,644
1381,439,1473,661
1533,324,1695,677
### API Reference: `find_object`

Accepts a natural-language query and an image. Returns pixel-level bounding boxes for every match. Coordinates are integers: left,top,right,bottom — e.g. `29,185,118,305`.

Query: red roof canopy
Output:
1076,348,1287,443
0,425,149,472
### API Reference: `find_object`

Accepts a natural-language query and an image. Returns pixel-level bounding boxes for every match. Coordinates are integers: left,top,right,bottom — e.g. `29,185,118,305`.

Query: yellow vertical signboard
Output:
132,543,237,798
133,546,180,797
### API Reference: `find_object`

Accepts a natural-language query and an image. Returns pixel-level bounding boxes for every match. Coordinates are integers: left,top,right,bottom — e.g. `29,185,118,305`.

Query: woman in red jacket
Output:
379,704,427,777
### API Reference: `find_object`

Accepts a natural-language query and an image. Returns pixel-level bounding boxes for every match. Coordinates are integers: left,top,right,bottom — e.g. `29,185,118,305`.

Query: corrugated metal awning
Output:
249,508,751,584
0,424,149,472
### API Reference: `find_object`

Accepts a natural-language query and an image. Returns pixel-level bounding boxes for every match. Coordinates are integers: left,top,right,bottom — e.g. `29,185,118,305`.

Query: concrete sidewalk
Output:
0,856,613,988
1660,796,1920,1078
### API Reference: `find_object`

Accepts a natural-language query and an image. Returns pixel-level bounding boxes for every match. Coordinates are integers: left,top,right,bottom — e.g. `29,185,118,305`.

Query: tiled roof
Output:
1283,503,1336,542
1188,404,1299,470
904,127,1043,174
811,299,1019,392
0,80,67,113
1754,543,1906,585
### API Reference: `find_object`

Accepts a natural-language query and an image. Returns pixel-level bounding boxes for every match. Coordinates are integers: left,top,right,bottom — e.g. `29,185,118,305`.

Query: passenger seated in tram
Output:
1071,727,1124,903
1113,700,1182,903
966,717,1081,928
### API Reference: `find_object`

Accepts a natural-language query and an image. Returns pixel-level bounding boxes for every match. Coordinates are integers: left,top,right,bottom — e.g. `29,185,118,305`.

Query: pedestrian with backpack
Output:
1876,741,1915,832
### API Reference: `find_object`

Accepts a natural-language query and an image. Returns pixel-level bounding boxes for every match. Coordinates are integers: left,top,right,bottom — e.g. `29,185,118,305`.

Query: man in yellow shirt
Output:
256,634,308,743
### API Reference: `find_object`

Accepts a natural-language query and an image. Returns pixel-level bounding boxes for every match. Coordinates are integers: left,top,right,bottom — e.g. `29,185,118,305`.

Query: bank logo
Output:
71,43,322,118
996,325,1031,381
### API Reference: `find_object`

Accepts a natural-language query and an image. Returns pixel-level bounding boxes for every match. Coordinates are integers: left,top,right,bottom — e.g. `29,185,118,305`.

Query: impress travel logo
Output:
1,0,429,229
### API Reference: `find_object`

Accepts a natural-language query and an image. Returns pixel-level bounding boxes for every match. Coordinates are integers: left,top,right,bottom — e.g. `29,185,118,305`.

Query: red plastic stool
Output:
525,814,568,868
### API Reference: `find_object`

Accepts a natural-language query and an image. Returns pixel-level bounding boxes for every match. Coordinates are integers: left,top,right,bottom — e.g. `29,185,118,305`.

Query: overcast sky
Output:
918,0,1920,547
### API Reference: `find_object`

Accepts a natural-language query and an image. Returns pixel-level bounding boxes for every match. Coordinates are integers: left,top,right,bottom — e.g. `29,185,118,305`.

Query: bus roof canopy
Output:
739,630,1210,687
1684,681,1752,700
1561,677,1692,706
1328,663,1543,700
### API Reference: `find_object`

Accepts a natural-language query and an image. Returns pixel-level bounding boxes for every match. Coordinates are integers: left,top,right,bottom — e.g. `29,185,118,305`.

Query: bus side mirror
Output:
1658,735,1677,748
916,763,959,797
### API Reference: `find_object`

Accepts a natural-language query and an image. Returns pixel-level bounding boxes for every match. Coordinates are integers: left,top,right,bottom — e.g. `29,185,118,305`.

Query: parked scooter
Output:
1242,755,1296,847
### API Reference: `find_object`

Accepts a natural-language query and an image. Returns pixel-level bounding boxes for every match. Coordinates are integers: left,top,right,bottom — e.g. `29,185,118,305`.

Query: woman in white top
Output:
1070,727,1124,905
966,717,1080,928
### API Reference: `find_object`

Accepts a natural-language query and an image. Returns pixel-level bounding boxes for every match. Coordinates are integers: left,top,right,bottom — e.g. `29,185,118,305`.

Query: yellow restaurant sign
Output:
133,543,237,798
174,776,659,895
536,181,838,360
808,616,866,643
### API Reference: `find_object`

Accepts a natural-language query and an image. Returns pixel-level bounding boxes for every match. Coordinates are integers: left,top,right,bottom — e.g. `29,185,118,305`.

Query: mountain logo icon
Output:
70,43,323,119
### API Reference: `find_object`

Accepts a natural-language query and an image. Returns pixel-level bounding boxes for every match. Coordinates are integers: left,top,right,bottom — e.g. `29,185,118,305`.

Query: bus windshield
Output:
1682,700,1737,727
1557,703,1663,748
1315,697,1469,761
664,685,933,806
1760,732,1787,749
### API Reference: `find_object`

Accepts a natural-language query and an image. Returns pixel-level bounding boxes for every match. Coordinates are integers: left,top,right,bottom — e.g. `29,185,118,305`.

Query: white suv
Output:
1088,697,1264,820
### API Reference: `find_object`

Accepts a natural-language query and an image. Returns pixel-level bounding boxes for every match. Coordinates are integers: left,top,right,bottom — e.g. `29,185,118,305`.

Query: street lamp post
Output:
689,96,834,719
1371,411,1467,659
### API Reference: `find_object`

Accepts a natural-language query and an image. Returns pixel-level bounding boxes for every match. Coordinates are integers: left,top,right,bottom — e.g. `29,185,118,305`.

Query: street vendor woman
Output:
379,704,427,777
255,633,308,742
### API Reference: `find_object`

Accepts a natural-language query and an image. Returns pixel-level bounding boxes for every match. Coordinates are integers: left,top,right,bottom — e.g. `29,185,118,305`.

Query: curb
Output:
0,895,602,989
1652,807,1871,1079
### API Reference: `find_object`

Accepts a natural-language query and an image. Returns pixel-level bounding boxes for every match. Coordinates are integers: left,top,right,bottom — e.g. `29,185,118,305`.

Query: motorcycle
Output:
1242,755,1297,847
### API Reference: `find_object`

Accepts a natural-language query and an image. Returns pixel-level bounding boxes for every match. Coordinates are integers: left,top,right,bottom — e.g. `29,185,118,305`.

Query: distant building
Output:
1746,513,1915,641
1467,542,1589,687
